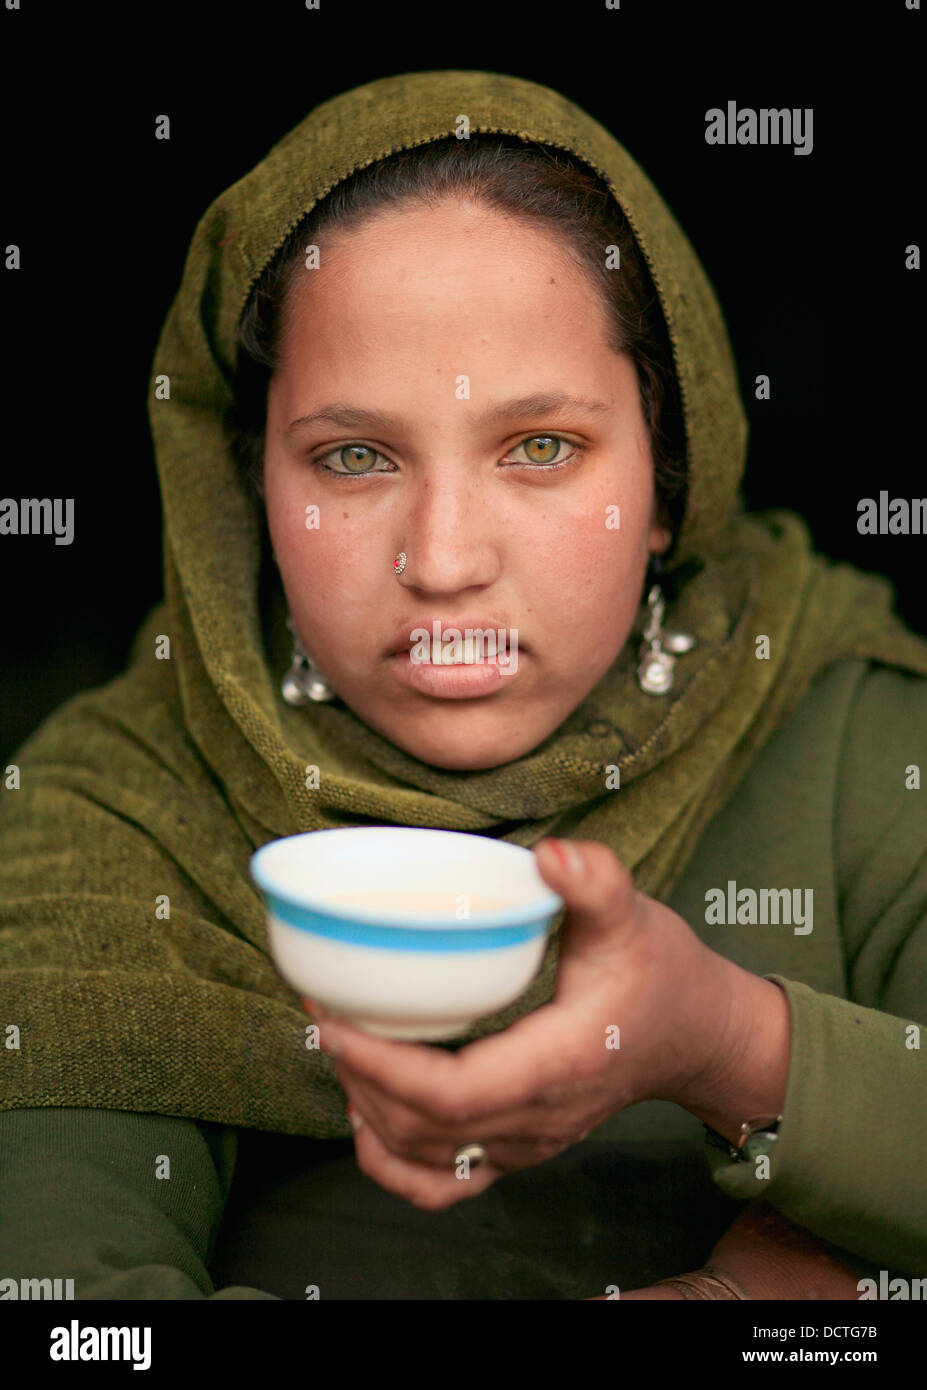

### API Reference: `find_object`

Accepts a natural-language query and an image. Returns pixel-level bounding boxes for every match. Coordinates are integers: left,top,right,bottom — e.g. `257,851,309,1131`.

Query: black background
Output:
2,0,924,763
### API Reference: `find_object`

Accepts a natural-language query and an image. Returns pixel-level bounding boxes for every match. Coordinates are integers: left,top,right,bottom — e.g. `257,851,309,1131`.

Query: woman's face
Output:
264,197,671,770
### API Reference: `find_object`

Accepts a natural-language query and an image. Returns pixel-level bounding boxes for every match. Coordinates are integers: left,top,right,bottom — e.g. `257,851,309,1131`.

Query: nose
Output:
395,467,501,595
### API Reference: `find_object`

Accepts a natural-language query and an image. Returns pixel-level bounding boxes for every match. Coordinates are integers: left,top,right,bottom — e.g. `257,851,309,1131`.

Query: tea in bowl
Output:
249,827,564,1040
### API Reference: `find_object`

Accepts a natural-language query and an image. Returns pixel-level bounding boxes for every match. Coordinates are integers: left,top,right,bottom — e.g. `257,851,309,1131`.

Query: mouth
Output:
385,619,522,699
386,619,521,663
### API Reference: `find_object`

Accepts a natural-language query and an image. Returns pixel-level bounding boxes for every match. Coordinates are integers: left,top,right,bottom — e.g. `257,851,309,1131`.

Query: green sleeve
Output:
704,665,927,1275
0,1107,279,1300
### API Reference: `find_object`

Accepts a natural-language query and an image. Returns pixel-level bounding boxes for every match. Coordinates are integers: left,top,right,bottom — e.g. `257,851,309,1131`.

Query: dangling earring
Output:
636,556,696,695
281,615,336,705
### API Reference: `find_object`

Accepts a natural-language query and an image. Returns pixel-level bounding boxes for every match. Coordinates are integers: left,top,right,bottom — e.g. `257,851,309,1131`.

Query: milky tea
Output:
324,890,511,916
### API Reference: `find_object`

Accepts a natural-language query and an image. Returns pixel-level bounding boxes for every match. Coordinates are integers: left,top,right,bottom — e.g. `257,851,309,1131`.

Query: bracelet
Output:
653,1264,752,1300
704,1115,783,1165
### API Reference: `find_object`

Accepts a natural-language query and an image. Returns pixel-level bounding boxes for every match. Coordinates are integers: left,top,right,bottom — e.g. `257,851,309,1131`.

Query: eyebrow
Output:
285,392,612,436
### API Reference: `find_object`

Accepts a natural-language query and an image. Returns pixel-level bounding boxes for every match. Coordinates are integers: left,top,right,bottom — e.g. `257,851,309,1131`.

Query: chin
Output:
410,742,529,772
366,707,543,771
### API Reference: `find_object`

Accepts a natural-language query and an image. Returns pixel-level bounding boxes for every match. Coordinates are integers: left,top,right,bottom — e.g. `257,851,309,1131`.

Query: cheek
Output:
266,468,371,587
273,520,376,604
521,488,651,596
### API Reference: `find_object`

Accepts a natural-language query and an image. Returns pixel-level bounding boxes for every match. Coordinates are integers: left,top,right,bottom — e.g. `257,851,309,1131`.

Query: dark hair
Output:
228,134,688,548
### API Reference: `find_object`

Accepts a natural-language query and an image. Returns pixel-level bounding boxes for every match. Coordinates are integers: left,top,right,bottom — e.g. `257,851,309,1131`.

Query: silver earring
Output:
281,615,336,705
636,581,696,695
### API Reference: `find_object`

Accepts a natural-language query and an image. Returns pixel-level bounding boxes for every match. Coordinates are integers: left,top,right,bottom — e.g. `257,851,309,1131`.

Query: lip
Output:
385,617,521,658
389,649,520,699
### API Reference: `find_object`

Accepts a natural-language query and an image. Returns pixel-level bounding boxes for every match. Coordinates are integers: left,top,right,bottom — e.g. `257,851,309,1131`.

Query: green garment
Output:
1,70,926,1294
1,658,924,1297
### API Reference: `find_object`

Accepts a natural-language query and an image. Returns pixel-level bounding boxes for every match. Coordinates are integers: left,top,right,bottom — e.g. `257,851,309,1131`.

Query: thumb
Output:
533,838,638,939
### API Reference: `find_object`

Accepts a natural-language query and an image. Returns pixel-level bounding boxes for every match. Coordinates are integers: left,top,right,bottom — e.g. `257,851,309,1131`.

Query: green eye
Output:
507,435,581,468
338,445,378,473
312,444,391,477
520,436,563,464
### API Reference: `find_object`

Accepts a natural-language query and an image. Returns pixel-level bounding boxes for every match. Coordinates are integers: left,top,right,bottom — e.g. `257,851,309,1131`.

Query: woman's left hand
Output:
303,836,743,1212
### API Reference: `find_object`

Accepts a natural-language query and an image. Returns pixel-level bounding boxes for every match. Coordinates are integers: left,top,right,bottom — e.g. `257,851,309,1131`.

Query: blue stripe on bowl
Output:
265,893,552,951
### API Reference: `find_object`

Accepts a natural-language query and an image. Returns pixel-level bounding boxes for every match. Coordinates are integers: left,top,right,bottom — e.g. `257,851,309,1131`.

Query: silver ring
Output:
454,1143,488,1169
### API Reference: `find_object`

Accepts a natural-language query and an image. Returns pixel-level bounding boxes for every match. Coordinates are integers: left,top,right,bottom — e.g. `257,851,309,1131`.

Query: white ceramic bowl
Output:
250,827,564,1040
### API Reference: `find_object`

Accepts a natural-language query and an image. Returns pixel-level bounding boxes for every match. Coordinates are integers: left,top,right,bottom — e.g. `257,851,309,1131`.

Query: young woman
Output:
1,69,925,1301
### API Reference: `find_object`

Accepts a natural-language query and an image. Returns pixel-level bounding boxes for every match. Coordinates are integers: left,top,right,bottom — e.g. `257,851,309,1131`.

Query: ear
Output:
648,519,672,555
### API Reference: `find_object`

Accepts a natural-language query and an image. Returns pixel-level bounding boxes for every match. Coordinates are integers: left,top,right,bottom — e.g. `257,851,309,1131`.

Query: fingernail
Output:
346,1104,362,1131
545,838,582,875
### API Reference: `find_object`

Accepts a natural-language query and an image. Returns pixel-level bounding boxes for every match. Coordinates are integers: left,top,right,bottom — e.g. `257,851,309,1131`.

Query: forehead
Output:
278,197,608,343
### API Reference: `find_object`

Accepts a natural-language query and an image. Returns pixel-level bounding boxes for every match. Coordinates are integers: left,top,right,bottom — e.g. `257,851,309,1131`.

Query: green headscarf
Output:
3,70,927,1136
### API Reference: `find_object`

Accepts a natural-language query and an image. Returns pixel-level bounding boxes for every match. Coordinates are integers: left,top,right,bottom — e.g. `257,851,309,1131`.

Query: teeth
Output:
430,634,500,664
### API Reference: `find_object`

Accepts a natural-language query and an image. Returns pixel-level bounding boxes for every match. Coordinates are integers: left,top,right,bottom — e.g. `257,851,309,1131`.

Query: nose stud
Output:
393,551,407,575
